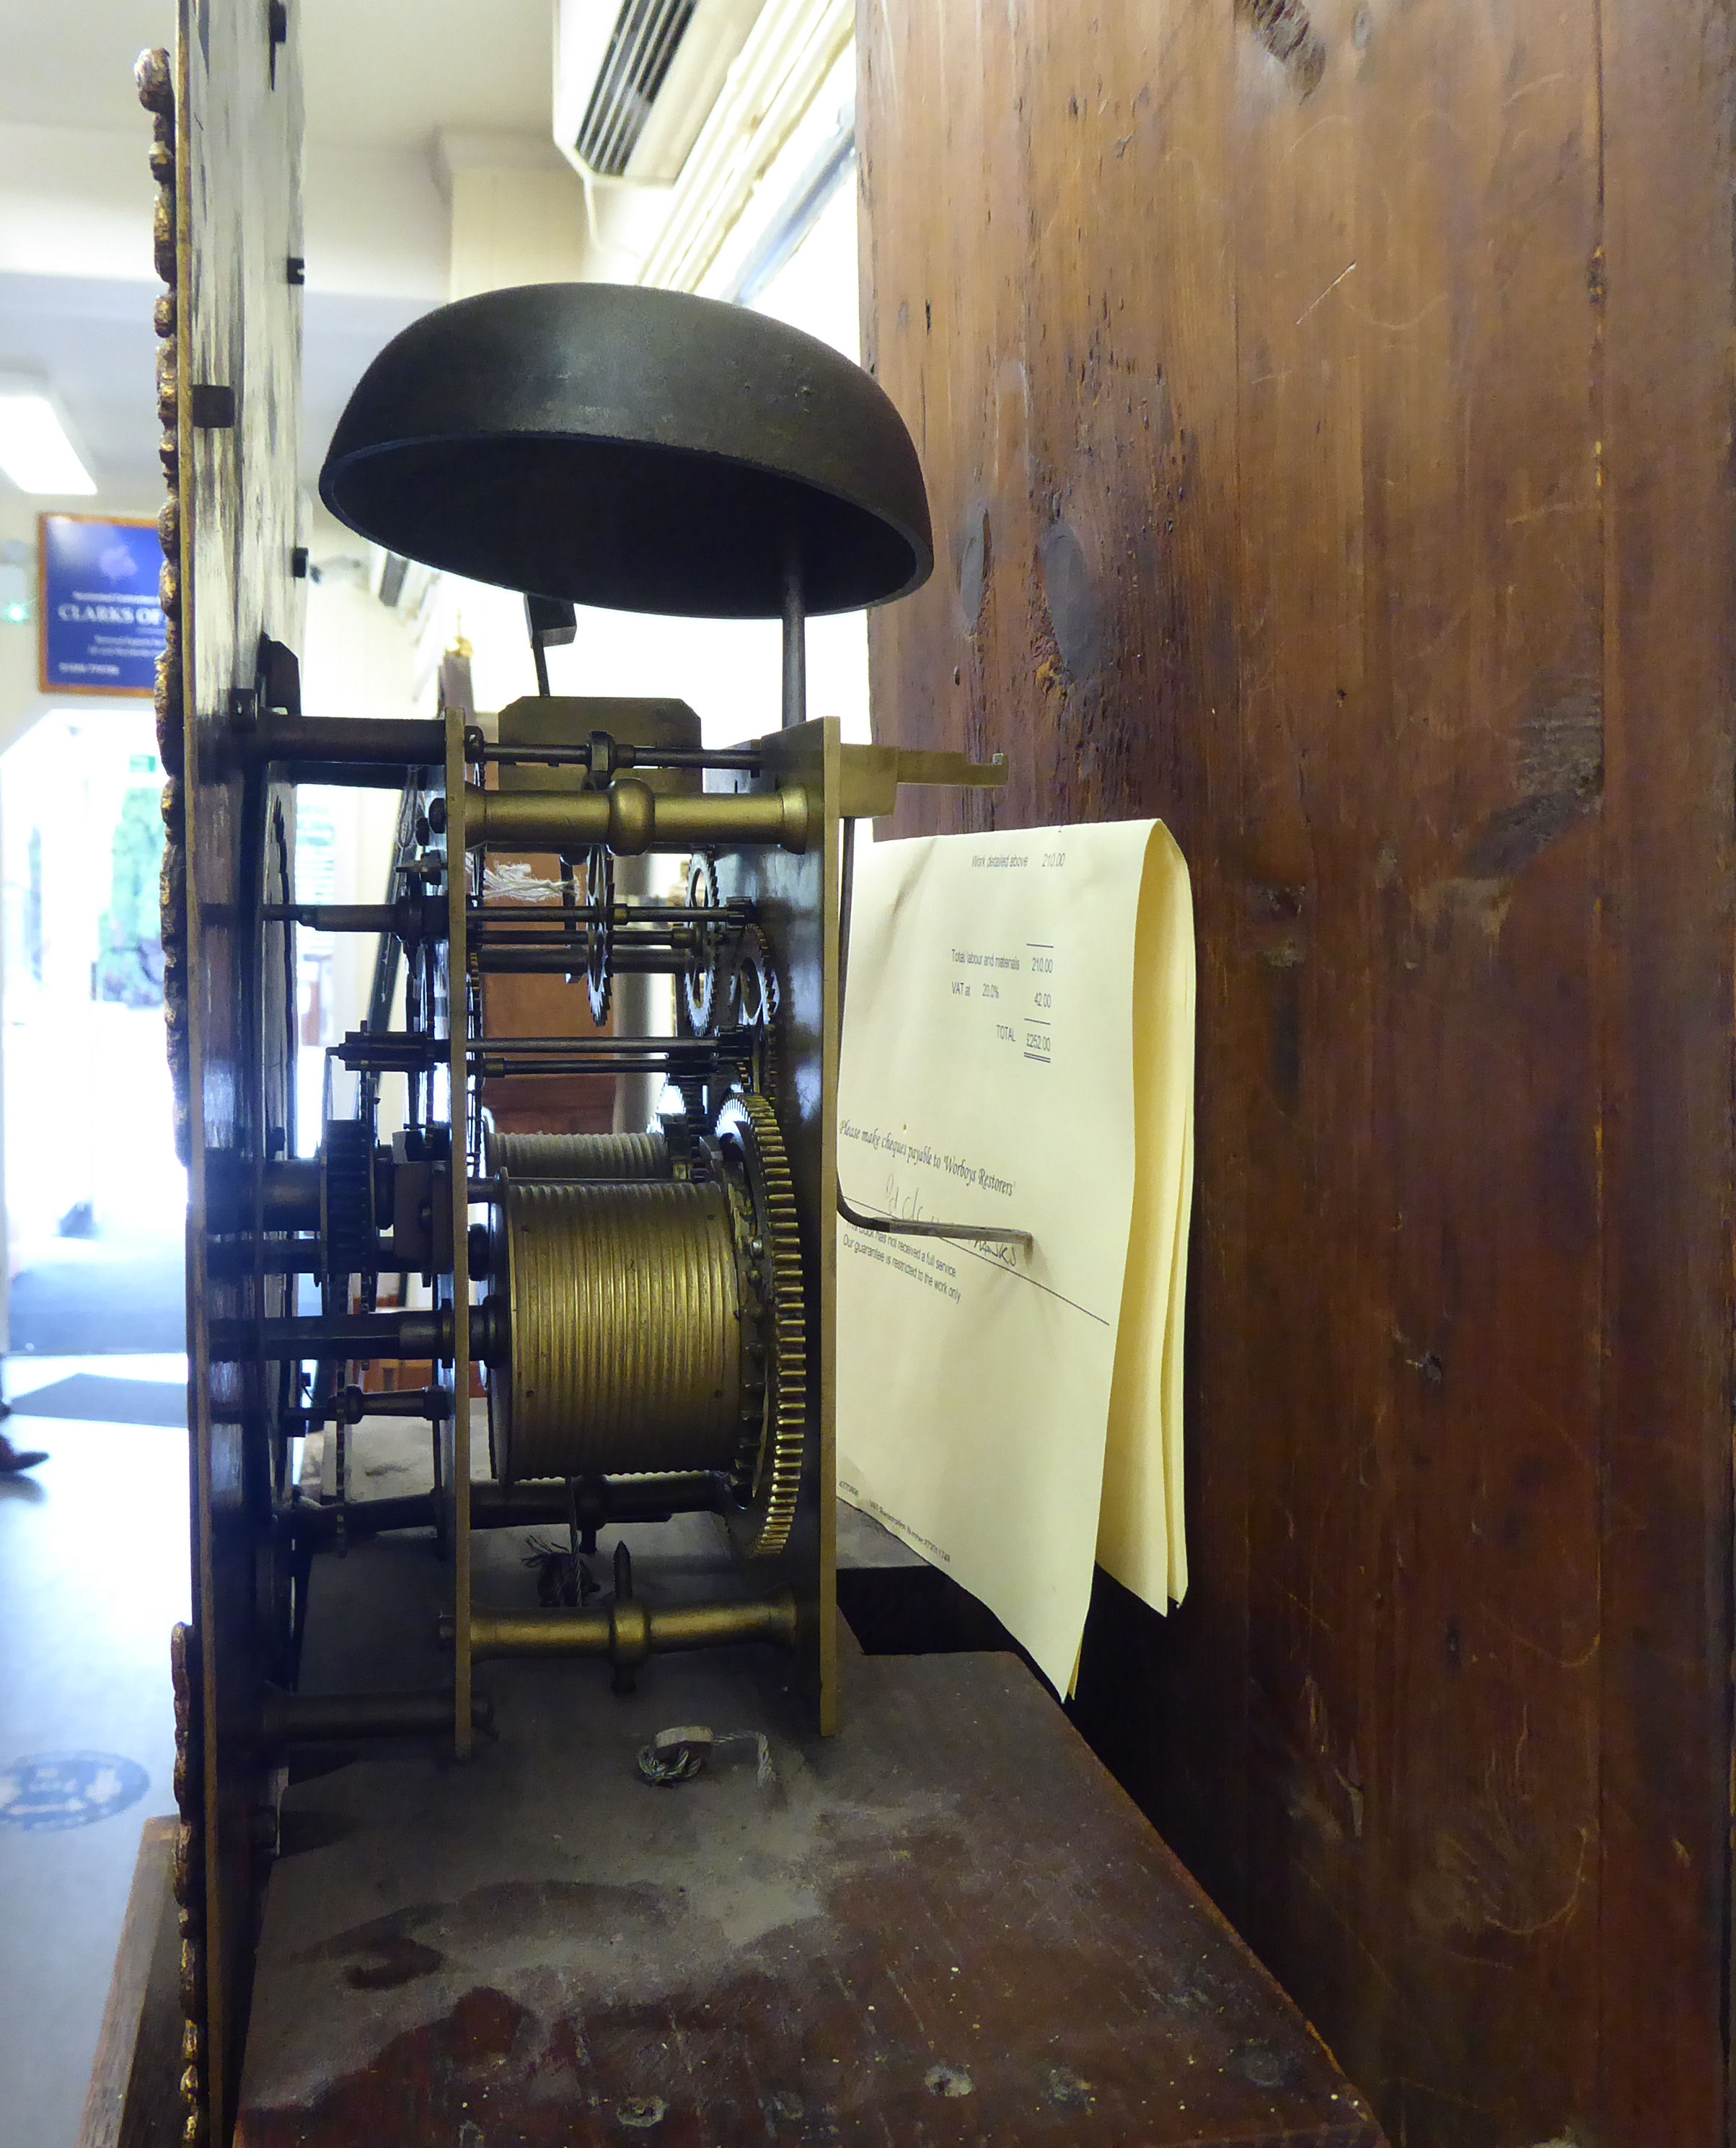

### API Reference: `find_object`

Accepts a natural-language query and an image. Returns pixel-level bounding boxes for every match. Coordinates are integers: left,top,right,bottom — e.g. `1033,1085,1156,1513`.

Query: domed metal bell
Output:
317,281,933,619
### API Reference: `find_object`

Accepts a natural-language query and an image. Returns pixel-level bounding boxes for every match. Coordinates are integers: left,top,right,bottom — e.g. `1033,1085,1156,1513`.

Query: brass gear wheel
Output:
717,1091,806,1559
320,1117,376,1312
582,844,614,1027
734,923,780,1028
680,851,726,1036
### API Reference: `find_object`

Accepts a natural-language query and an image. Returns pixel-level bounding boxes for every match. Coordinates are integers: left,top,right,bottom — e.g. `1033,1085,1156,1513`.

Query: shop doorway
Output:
1,707,186,1357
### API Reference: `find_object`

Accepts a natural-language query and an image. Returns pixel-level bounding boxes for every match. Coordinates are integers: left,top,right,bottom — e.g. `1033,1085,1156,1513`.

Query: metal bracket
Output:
834,809,1032,1257
837,743,1009,821
835,1184,1032,1254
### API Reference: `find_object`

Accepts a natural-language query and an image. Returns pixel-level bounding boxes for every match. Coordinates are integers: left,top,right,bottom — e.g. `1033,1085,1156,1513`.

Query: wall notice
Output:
38,514,164,697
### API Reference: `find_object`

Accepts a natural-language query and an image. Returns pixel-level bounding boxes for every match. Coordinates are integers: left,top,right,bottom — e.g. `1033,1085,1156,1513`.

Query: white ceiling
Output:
302,0,553,149
0,272,173,502
0,0,554,151
0,271,431,504
0,0,562,503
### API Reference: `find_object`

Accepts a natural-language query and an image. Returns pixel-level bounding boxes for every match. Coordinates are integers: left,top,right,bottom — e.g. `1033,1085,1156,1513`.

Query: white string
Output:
481,859,568,903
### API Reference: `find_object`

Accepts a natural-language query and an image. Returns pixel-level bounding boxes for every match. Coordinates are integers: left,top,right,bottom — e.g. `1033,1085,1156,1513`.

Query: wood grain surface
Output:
856,1,1735,2141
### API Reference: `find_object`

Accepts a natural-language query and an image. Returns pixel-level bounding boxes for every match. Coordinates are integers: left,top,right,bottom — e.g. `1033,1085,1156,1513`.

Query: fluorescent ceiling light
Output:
0,391,95,496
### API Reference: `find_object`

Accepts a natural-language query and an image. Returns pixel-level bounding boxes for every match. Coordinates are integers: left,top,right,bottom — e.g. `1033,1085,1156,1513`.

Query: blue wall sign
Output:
38,514,164,696
0,1751,149,1831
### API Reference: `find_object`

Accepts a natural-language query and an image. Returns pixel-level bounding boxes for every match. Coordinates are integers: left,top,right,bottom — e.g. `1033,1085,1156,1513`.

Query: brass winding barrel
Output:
493,1179,744,1481
490,1129,670,1182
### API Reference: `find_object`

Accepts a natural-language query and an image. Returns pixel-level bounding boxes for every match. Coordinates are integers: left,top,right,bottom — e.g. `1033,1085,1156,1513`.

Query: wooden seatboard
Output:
235,1519,1380,2147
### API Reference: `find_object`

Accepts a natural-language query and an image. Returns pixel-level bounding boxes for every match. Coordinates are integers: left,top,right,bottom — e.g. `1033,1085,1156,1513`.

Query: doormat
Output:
11,1374,185,1427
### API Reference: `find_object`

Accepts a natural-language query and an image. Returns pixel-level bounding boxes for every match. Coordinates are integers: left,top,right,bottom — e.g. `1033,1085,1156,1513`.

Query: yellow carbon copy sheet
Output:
836,819,1195,1694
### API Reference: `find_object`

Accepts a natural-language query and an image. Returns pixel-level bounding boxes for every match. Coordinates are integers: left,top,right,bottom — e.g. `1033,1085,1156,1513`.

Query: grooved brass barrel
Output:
492,1129,670,1182
496,1179,742,1481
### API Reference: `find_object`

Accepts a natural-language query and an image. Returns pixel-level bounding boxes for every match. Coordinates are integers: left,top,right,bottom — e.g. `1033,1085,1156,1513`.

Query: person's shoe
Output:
0,1432,47,1474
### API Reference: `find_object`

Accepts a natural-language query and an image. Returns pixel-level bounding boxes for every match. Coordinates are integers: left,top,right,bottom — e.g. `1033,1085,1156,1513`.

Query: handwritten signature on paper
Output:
881,1169,929,1226
878,1172,1020,1272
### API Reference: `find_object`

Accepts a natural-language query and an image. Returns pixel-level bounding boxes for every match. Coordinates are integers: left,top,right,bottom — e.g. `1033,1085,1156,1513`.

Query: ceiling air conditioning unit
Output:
555,0,768,255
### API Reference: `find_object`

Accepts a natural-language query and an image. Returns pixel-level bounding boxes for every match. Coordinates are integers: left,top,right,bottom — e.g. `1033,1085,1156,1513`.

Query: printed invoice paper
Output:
835,819,1195,1694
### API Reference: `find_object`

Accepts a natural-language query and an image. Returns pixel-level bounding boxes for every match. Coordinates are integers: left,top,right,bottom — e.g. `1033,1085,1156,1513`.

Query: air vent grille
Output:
576,0,700,177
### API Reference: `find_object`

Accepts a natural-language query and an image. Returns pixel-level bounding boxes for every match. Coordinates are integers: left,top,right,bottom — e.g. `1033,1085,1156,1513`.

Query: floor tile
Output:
0,1410,189,2147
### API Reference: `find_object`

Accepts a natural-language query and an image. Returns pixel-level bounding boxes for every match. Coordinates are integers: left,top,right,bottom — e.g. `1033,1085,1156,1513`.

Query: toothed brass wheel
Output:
715,1091,806,1559
734,923,780,1029
680,850,726,1036
583,843,614,1026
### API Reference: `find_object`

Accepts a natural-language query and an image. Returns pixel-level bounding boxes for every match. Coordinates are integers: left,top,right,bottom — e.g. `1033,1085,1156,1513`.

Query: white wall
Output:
303,144,449,301
0,125,155,285
0,121,448,304
436,131,591,301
